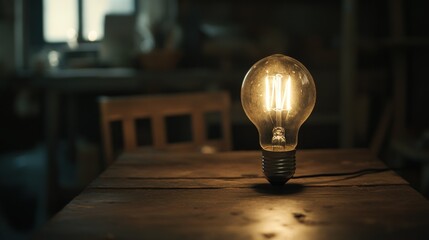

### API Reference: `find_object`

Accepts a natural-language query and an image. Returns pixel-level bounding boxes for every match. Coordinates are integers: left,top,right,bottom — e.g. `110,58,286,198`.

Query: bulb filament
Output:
265,74,292,150
265,74,292,112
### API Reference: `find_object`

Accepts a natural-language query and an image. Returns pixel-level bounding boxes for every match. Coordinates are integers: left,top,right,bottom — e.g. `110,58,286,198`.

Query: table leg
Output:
66,94,77,164
45,90,59,216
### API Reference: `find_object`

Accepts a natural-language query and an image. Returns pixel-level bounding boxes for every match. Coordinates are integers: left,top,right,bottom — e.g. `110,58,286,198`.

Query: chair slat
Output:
99,91,232,166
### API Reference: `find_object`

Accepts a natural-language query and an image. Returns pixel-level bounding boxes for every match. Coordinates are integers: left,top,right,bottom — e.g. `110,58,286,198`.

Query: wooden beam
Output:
340,0,358,147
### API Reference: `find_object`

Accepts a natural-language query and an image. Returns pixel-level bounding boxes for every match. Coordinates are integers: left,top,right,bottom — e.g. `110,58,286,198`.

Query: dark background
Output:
0,0,428,239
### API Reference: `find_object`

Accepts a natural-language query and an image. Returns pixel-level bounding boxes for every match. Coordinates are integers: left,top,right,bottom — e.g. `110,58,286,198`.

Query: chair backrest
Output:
99,91,232,165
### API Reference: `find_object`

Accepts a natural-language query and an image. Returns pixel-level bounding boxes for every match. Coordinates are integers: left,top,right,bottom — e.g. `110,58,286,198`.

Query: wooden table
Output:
29,68,242,215
36,149,429,239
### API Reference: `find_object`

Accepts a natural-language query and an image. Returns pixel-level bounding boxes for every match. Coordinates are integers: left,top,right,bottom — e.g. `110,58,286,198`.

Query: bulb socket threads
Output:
261,149,296,186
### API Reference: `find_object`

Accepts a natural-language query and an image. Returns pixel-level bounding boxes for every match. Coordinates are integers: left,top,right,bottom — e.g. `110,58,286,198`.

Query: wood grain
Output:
35,149,429,240
98,149,407,186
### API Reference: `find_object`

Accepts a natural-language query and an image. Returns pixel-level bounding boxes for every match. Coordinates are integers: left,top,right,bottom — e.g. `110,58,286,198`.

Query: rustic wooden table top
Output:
36,149,429,240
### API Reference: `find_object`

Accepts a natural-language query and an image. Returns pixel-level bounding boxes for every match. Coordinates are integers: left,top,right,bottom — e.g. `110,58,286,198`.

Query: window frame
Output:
42,0,137,44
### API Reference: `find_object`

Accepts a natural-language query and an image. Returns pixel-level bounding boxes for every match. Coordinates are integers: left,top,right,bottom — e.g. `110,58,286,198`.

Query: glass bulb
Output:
241,54,316,185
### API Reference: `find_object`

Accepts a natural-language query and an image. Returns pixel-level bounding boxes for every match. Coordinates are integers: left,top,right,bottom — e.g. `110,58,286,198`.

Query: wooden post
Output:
340,0,358,147
390,0,407,138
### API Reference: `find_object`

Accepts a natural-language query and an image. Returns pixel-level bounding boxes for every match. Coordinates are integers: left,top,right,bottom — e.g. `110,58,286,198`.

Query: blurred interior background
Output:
0,0,428,239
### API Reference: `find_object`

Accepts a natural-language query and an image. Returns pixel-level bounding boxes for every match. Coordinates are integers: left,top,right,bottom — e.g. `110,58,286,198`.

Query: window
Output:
43,0,78,42
43,0,134,43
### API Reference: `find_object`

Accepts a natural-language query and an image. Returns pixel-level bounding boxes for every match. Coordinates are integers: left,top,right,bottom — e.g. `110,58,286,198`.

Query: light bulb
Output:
241,54,316,185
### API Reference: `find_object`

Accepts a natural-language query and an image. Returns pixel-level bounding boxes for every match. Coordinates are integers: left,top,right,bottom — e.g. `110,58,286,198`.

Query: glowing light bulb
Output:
241,54,316,185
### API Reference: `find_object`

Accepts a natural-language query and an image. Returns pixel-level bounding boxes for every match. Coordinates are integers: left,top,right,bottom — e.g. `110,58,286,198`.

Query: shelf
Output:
359,37,429,49
25,68,244,92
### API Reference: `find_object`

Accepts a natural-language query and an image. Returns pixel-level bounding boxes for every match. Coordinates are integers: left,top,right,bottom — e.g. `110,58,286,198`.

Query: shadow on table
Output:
251,183,304,195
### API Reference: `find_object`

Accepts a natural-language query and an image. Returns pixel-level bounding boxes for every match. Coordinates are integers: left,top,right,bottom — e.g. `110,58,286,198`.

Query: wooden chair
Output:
99,91,232,165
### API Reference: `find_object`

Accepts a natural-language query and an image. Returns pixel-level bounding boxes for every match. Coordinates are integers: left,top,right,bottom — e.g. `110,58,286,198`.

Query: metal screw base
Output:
262,149,296,185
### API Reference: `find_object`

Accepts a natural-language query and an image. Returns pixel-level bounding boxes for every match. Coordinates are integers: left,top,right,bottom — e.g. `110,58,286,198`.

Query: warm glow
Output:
242,54,316,183
242,54,316,152
265,74,292,112
286,76,291,111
